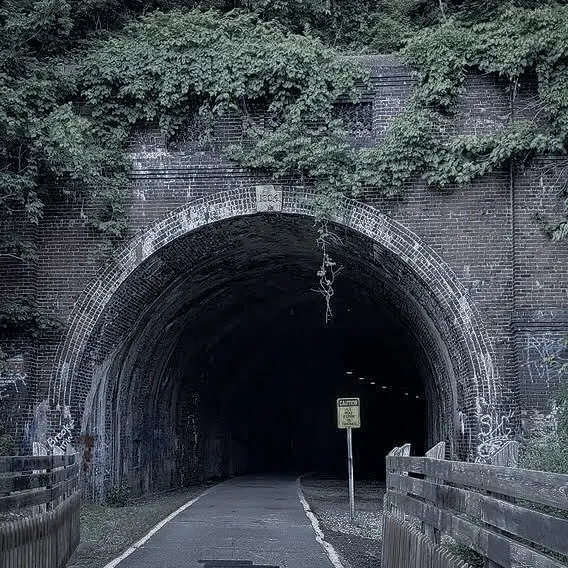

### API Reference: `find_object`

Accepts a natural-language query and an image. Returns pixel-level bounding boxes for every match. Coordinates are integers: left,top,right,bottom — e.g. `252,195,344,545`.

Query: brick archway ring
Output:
49,188,502,456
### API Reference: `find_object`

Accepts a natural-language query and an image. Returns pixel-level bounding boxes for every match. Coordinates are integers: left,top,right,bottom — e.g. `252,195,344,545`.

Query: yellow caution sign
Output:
337,398,361,429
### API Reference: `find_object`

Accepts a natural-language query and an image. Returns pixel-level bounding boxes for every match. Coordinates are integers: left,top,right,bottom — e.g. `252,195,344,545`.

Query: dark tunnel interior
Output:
79,214,453,498
198,302,427,479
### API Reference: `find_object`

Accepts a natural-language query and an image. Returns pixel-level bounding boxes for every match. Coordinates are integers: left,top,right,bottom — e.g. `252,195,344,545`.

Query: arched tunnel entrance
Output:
50,193,502,500
84,214,438,497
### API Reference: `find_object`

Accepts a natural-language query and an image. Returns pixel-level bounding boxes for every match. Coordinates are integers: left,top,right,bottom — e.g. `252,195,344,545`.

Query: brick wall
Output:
1,56,567,496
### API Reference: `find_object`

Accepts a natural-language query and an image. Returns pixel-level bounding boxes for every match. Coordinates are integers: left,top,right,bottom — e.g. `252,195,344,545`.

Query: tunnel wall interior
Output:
73,214,472,500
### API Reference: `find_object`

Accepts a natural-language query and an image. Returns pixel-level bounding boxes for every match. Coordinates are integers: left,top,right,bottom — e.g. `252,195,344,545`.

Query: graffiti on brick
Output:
0,356,27,400
521,334,568,388
34,418,75,455
475,396,515,461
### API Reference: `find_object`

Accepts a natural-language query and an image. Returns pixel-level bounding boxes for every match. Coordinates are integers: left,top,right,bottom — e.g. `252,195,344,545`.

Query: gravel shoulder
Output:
300,474,385,568
67,482,215,568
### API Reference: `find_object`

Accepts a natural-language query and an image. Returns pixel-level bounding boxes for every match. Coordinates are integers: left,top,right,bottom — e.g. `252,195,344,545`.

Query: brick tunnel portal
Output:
70,211,478,500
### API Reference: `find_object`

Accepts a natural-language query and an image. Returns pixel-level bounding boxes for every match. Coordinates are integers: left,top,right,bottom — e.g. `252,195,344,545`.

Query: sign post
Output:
346,427,355,521
337,397,361,522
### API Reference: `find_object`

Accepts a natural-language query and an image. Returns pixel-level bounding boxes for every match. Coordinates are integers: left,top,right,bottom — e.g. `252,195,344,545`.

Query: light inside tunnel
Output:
76,214,459,500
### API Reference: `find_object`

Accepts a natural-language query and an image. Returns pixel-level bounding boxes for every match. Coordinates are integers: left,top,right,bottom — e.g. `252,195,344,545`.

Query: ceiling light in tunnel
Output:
370,381,376,385
381,386,388,390
345,371,353,375
358,377,365,381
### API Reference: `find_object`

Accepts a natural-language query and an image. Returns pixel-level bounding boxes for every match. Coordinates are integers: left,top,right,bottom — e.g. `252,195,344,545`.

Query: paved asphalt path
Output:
118,476,335,568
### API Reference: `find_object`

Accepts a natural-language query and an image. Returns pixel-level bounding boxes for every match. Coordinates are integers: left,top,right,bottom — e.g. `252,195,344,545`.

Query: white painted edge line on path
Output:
296,476,346,568
102,485,214,568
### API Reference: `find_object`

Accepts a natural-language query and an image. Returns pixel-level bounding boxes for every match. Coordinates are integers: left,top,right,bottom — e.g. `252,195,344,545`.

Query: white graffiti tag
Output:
0,373,27,400
476,396,515,462
33,419,76,455
521,335,568,388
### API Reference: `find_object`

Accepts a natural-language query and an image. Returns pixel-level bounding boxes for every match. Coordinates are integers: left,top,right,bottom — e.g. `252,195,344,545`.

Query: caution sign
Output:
337,398,361,429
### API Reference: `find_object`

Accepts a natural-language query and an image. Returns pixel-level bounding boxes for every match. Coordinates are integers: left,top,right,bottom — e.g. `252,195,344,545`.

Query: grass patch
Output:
442,539,484,568
68,483,215,568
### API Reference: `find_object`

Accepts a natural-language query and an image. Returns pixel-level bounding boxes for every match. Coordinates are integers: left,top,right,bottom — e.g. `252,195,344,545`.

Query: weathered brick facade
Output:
1,56,567,498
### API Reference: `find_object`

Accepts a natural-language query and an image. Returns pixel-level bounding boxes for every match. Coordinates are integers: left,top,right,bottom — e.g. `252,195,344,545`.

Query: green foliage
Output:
428,122,563,187
302,0,441,54
2,0,441,55
234,2,568,221
79,10,364,137
521,362,568,474
357,1,440,54
79,8,369,215
522,436,568,475
2,0,568,349
0,1,131,262
443,540,484,568
106,483,131,507
0,422,15,457
389,3,568,222
0,296,62,336
0,4,366,338
355,107,439,194
231,120,357,204
0,232,38,262
446,0,561,24
558,377,568,436
403,22,473,111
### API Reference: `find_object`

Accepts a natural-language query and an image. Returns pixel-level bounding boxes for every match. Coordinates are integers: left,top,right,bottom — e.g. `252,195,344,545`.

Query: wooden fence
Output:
383,442,568,568
382,512,471,568
0,454,80,568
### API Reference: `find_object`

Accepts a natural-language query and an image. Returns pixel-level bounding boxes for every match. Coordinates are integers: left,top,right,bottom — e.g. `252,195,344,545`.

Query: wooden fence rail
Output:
383,443,568,568
0,453,80,568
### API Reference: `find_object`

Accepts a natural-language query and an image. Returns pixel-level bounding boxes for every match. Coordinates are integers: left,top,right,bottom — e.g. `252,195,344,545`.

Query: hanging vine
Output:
313,220,343,324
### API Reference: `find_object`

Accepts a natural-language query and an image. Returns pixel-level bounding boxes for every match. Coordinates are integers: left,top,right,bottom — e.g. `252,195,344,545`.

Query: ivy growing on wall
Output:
229,3,568,239
2,1,568,349
396,5,568,228
0,5,370,349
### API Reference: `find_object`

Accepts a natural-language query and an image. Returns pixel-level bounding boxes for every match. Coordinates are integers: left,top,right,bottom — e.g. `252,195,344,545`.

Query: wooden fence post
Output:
490,440,519,468
423,442,445,544
33,442,48,516
382,439,568,568
484,441,520,568
400,444,411,459
385,446,400,516
386,444,411,521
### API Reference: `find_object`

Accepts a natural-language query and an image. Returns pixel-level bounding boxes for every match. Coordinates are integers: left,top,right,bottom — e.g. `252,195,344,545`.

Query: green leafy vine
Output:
395,5,568,218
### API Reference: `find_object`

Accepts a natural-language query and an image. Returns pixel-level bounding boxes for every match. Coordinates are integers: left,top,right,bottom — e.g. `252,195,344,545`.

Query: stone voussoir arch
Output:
49,186,502,457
